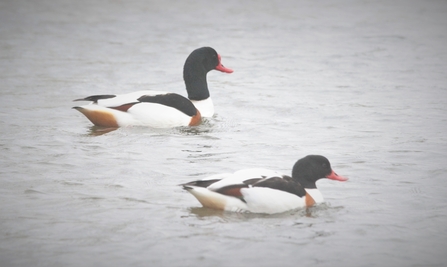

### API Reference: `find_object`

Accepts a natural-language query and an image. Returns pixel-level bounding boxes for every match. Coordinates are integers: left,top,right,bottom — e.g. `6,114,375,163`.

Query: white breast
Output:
191,98,214,117
304,188,324,204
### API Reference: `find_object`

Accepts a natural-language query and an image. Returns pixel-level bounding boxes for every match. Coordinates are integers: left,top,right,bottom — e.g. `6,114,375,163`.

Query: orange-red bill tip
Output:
326,170,348,181
215,54,233,73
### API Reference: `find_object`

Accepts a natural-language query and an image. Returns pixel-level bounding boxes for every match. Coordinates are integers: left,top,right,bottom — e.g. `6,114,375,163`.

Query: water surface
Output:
1,0,447,266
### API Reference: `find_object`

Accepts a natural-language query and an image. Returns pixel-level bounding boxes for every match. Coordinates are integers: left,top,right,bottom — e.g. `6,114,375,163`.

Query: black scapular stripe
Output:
252,176,306,198
74,95,116,103
138,93,197,117
181,179,222,189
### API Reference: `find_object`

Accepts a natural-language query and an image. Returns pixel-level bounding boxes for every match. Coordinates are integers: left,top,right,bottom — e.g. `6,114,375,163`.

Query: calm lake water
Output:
1,0,447,266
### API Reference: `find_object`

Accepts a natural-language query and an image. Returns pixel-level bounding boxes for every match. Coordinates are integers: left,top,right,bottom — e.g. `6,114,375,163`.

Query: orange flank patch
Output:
220,187,243,198
111,103,137,112
189,109,202,126
305,192,316,207
73,107,119,127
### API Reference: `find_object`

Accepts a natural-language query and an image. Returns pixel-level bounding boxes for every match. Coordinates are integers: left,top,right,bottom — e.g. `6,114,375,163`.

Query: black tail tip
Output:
179,184,193,190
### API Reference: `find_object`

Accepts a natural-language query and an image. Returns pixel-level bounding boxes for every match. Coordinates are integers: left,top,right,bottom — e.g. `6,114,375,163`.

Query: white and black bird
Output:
181,155,348,214
73,47,233,128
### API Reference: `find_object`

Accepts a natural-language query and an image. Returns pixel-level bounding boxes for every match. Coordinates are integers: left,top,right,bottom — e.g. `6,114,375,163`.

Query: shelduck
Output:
73,47,233,128
181,155,348,214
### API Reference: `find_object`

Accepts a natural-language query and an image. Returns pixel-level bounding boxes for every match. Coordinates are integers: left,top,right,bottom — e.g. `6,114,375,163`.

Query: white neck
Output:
191,98,214,118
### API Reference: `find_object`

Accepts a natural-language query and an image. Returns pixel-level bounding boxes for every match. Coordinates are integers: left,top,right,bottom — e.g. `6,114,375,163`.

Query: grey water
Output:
1,0,447,266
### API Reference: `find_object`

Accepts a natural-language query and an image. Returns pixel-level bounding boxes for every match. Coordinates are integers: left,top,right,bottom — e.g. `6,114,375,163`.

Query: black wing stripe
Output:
252,176,306,197
73,95,116,103
138,93,197,117
181,179,222,189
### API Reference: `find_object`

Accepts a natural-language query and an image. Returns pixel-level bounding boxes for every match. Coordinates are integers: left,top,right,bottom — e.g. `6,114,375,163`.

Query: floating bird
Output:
181,155,348,214
73,47,233,128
